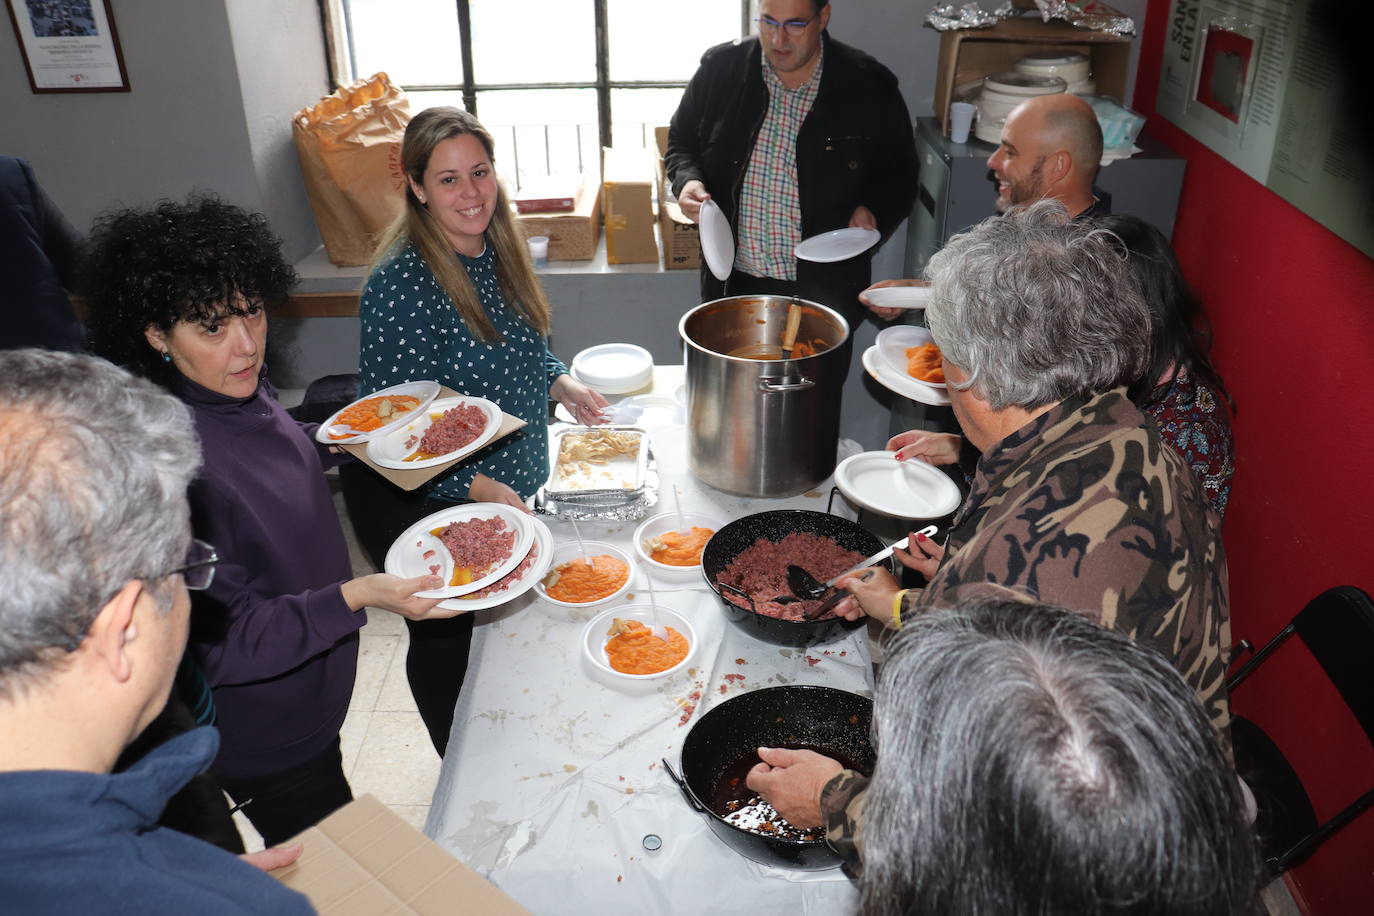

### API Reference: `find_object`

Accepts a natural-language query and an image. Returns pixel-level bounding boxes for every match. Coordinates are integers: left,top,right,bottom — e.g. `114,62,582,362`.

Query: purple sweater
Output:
173,371,362,781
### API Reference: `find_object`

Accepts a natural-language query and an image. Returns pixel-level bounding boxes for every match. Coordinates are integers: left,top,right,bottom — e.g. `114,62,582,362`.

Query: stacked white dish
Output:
384,503,548,607
862,325,950,407
571,343,654,395
834,451,962,520
1014,51,1094,95
975,72,1067,144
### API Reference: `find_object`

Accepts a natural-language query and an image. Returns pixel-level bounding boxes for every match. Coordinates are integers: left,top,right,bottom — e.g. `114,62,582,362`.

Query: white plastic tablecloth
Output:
424,403,870,915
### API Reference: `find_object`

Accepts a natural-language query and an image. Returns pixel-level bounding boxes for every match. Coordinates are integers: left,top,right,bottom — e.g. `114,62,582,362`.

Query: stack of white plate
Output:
571,343,654,395
975,71,1068,144
862,325,951,407
1015,51,1094,94
384,503,554,611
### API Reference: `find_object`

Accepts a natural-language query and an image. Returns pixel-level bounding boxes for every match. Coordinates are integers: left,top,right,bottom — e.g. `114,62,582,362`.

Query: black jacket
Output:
667,33,918,309
0,156,84,351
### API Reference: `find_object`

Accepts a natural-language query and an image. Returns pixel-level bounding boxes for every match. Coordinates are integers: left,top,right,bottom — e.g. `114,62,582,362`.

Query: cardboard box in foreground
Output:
274,794,532,915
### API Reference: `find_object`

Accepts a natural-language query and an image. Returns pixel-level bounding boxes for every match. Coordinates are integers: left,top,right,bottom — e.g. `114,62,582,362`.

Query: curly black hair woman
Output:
85,194,458,846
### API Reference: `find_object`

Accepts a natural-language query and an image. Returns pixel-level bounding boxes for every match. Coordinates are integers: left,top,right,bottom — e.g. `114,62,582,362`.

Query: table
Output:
425,369,871,915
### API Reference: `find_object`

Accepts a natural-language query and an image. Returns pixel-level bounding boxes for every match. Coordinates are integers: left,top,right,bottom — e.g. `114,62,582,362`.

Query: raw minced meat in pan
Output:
417,402,487,455
435,516,514,580
715,532,865,621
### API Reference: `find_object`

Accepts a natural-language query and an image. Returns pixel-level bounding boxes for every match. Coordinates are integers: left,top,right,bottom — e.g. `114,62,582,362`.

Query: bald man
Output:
863,92,1106,320
987,92,1104,217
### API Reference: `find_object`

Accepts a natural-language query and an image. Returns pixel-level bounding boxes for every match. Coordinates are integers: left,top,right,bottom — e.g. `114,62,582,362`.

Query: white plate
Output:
862,346,951,406
385,503,535,599
607,394,684,429
875,325,946,390
835,450,962,519
864,285,933,310
437,516,554,611
699,198,734,281
365,396,502,470
571,343,654,395
794,227,880,263
315,380,441,444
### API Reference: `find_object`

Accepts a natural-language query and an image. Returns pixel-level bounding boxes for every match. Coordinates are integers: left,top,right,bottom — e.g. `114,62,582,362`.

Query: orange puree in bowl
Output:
647,527,715,567
605,620,689,675
543,555,629,603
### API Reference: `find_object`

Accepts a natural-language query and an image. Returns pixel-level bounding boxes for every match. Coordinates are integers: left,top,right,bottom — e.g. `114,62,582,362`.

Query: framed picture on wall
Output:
4,0,129,92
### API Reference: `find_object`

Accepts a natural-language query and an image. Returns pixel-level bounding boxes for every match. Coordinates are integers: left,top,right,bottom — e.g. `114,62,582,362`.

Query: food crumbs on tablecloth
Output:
805,655,821,666
804,490,821,498
719,685,727,694
849,714,859,724
618,775,625,781
617,876,623,883
677,704,696,726
840,650,847,656
778,649,793,658
625,788,635,794
564,764,577,772
724,673,745,684
735,658,747,664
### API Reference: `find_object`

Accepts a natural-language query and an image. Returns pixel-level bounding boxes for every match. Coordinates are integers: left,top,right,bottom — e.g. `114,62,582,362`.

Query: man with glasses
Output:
666,0,918,328
0,349,313,913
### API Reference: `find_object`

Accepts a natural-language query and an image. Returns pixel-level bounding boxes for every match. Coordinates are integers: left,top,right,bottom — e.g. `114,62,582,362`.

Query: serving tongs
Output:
784,524,939,619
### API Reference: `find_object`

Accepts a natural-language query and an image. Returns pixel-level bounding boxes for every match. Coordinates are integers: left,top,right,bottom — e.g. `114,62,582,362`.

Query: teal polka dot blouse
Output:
359,241,568,501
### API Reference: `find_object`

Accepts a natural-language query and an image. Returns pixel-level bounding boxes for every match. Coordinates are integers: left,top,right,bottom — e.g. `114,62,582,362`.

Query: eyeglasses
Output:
162,539,219,591
755,13,819,36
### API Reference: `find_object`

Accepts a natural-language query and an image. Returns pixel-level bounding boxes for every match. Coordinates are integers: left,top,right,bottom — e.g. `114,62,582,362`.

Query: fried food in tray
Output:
547,427,648,495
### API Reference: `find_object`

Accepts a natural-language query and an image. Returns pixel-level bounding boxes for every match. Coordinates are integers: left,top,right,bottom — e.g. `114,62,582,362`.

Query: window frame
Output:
321,0,753,150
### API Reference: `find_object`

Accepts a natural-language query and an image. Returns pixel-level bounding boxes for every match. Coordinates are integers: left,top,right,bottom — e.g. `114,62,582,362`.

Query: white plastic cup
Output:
527,235,550,268
949,102,977,144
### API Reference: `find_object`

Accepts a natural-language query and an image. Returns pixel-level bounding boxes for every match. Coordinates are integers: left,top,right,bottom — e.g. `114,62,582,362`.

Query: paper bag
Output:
293,73,412,266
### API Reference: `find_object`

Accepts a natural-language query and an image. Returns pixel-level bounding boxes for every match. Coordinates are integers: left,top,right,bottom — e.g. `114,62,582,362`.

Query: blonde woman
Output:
343,106,606,754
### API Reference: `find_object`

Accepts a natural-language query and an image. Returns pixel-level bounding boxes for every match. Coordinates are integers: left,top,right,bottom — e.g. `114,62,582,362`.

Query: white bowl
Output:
534,540,635,609
571,343,654,394
632,511,724,582
582,604,697,681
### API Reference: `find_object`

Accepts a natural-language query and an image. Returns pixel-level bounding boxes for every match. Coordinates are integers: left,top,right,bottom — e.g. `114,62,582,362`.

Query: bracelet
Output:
890,590,909,629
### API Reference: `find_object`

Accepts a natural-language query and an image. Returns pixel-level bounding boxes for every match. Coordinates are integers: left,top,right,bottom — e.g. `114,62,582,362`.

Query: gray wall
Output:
2,0,328,260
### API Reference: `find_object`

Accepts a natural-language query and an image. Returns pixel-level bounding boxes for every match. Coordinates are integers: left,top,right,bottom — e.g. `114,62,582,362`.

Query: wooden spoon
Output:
780,300,803,359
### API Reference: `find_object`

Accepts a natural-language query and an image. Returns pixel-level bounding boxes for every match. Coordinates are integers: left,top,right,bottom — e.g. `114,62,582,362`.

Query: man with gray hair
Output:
0,350,313,913
748,202,1231,865
857,599,1260,915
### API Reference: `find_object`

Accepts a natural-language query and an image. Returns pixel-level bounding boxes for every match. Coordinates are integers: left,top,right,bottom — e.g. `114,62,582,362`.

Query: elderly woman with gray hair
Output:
747,202,1234,865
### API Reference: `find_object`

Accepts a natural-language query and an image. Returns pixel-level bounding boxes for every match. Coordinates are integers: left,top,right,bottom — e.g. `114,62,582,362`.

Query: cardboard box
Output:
934,16,1132,136
602,146,658,265
274,794,532,915
517,182,601,261
653,126,701,271
514,174,582,214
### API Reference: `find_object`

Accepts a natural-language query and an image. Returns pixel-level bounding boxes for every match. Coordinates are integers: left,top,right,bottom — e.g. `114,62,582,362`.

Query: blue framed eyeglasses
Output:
164,538,219,591
755,14,818,36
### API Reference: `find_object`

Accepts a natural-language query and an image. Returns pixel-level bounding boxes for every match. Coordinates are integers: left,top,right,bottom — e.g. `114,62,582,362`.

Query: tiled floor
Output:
232,482,440,853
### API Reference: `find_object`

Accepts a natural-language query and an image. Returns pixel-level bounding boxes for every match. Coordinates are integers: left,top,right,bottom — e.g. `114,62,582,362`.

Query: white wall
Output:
2,0,328,260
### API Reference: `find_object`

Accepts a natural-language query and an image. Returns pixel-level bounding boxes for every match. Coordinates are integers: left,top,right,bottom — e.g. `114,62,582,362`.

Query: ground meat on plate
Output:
435,516,514,579
418,403,487,455
465,542,538,600
715,532,865,621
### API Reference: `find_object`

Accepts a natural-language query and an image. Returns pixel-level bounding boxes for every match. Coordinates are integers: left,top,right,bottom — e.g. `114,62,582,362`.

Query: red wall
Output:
1135,2,1374,912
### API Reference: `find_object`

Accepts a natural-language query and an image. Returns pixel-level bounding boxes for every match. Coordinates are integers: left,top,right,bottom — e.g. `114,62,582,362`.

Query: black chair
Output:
1227,585,1374,873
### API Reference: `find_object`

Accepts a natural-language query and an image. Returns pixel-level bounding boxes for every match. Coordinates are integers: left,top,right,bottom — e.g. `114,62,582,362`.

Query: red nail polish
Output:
915,533,927,542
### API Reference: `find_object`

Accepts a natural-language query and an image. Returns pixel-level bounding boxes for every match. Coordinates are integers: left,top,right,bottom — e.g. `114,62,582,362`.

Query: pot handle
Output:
662,758,706,812
757,375,814,393
718,580,758,614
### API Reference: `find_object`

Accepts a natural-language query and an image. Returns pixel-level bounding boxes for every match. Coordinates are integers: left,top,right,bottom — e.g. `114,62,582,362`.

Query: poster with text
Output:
5,0,129,92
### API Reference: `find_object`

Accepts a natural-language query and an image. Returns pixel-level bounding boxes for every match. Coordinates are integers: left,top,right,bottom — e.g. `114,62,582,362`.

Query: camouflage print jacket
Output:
822,389,1231,870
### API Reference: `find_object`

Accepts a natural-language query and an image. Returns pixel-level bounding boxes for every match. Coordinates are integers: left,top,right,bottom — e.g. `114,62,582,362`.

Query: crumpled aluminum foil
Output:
1032,0,1135,35
926,0,1135,36
927,2,1012,31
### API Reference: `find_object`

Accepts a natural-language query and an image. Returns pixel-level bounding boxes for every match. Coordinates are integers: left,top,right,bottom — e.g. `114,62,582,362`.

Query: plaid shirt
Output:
734,45,824,280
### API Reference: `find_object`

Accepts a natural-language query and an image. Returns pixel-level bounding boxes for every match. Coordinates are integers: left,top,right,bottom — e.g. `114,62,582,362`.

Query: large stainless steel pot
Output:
679,295,849,498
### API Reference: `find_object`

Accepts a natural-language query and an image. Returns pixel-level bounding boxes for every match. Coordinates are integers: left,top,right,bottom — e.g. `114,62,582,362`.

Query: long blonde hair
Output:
372,106,552,342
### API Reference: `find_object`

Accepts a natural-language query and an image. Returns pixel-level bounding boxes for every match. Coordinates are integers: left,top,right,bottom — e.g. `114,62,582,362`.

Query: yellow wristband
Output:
891,590,909,629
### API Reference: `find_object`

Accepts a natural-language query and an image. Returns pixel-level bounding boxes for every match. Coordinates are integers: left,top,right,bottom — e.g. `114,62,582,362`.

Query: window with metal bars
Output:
321,0,750,180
